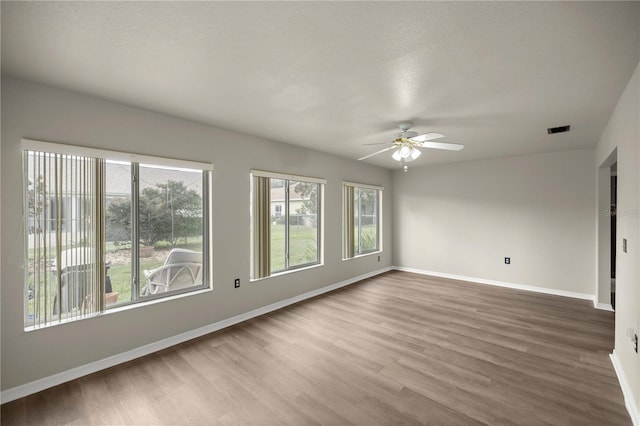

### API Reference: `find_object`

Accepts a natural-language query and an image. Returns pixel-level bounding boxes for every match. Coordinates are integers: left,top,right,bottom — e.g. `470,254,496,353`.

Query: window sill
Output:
25,285,213,332
106,285,213,314
342,250,383,261
250,262,324,283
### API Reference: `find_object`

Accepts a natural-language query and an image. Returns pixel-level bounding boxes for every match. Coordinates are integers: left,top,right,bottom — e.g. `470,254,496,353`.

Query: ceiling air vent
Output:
547,125,571,135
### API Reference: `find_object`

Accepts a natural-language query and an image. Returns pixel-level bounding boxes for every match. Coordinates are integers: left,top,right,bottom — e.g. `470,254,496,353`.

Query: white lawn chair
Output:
52,247,119,314
141,248,202,296
52,248,94,314
55,263,94,314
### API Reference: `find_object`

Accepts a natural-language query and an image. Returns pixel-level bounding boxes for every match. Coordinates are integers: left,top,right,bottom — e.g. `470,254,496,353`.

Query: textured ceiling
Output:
2,1,639,169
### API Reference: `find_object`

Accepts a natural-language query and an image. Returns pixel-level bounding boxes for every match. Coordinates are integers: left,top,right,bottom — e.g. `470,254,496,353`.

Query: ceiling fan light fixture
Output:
399,145,412,158
358,122,464,163
392,144,420,162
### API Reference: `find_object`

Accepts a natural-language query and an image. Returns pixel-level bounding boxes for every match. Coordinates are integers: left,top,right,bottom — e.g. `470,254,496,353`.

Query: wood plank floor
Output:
2,271,630,425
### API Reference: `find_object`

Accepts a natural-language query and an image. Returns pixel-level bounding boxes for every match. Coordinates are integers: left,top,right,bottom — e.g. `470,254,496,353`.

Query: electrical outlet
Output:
378,255,381,262
505,257,511,264
623,238,627,253
627,328,637,352
234,278,240,288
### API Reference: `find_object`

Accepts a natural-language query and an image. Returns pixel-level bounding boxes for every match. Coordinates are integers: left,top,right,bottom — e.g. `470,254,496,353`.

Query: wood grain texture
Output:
2,271,630,425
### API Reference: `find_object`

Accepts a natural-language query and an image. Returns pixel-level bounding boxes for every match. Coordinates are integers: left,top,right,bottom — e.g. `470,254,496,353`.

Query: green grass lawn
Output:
26,240,203,319
26,224,379,322
107,259,164,304
108,241,202,304
270,223,318,272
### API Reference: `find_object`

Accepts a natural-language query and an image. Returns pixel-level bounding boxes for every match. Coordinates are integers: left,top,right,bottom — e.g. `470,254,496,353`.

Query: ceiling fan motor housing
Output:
395,131,419,140
397,121,418,140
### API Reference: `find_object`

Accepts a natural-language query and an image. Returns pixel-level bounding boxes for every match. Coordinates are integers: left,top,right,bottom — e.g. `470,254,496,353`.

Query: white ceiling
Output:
2,1,639,169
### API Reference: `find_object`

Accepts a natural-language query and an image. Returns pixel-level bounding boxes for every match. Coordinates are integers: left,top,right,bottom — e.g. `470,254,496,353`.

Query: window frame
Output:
123,161,212,306
342,181,383,259
22,138,213,329
250,170,325,280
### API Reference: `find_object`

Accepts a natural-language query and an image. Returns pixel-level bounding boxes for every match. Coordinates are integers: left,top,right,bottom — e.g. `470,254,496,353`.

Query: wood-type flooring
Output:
1,271,630,425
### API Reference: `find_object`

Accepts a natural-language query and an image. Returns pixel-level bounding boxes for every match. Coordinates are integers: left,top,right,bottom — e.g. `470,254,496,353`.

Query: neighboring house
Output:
270,185,307,218
269,185,376,225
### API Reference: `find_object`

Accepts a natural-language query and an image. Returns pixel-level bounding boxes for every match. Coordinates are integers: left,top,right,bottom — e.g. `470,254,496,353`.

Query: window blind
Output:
251,175,271,279
25,150,105,328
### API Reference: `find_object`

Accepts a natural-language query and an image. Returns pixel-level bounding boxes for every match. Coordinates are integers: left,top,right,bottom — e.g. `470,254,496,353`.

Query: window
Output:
251,170,324,279
23,139,212,329
343,182,382,258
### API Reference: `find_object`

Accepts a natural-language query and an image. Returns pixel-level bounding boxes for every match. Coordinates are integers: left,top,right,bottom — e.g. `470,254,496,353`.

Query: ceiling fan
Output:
358,122,464,169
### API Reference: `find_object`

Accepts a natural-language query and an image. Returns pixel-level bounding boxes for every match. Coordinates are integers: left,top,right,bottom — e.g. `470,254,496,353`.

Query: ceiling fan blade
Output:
419,141,465,151
363,142,394,146
358,146,394,161
411,132,445,142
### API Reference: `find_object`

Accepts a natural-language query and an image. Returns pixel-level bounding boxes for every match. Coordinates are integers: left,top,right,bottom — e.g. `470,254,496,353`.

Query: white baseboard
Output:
393,266,596,302
1,267,392,404
611,351,640,425
595,302,614,311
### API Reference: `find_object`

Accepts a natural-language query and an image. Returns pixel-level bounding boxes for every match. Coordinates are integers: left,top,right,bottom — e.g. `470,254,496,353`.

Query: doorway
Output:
610,163,617,310
597,149,617,311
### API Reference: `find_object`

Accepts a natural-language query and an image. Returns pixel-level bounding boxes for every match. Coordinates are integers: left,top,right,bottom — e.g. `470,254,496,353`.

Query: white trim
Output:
22,138,214,171
393,266,596,302
250,262,324,283
343,250,383,261
342,183,383,259
250,169,326,184
343,181,384,191
595,302,614,311
611,350,640,426
0,267,392,404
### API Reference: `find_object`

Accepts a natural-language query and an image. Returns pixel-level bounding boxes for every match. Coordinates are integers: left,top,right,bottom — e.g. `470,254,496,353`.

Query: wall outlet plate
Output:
627,328,636,339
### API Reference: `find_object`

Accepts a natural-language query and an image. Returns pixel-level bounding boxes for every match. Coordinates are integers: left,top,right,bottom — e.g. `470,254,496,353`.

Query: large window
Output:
23,139,212,329
343,182,382,258
251,170,324,279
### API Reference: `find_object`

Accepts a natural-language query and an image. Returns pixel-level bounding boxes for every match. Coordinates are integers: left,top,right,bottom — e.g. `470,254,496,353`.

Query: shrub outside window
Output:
343,182,382,258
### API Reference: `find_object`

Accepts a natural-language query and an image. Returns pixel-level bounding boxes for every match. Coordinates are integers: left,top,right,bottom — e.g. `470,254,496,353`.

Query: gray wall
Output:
3,61,638,408
392,148,595,295
595,62,640,413
0,78,392,391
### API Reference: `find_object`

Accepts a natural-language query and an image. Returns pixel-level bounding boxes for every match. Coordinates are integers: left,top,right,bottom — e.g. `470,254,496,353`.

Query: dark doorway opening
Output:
610,163,617,310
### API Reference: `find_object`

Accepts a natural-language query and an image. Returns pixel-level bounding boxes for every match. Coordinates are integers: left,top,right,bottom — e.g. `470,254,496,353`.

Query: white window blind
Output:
24,150,106,327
